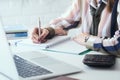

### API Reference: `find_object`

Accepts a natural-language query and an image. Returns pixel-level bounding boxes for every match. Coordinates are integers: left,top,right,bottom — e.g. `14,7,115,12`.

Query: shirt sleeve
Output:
85,0,120,57
85,30,120,57
48,0,81,29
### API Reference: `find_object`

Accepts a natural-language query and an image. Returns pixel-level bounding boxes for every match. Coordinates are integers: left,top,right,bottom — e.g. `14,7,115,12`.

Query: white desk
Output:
10,43,120,80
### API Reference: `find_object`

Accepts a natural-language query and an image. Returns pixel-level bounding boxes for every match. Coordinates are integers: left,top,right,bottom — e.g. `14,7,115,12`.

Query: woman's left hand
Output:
73,33,89,45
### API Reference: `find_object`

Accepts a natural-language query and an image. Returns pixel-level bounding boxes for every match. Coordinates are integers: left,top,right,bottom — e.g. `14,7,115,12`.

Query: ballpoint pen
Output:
38,17,41,37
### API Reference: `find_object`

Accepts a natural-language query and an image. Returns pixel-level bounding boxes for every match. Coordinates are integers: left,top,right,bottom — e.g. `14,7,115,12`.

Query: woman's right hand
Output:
31,27,49,43
31,26,67,43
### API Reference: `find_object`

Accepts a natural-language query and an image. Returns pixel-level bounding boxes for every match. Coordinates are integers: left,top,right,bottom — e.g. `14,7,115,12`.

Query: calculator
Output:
83,54,116,67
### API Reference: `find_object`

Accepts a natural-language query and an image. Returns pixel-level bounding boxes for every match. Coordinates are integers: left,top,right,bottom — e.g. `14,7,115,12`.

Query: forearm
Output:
85,31,120,57
44,25,67,39
48,0,81,29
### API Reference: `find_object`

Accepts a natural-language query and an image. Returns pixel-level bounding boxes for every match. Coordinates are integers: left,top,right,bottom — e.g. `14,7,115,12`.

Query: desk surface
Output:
9,43,120,80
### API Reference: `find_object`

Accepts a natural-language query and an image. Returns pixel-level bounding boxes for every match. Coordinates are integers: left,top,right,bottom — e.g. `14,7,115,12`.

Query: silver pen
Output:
38,17,41,36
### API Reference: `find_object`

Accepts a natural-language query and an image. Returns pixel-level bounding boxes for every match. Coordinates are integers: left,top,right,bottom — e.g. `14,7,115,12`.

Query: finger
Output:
32,37,40,44
33,33,39,41
31,33,40,43
31,27,39,38
41,39,47,43
32,27,39,35
39,29,49,40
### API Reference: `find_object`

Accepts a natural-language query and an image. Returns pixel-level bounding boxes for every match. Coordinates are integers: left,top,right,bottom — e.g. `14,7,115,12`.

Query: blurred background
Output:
0,0,72,28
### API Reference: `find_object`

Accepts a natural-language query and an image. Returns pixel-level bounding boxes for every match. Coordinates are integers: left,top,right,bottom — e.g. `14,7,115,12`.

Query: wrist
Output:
54,28,60,35
46,24,62,35
45,27,55,39
85,35,97,49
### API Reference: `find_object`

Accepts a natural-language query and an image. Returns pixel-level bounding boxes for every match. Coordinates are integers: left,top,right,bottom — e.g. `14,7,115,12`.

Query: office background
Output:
0,0,72,28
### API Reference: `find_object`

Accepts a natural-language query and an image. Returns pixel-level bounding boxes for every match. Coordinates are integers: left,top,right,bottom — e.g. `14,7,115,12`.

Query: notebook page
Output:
17,36,70,49
45,39,88,55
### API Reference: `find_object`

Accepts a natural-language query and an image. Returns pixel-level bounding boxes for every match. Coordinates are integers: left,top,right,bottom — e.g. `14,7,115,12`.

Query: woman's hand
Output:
73,33,89,45
31,27,49,43
31,27,67,44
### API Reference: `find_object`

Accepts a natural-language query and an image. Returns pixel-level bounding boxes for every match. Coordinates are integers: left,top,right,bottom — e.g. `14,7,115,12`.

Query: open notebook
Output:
12,35,88,55
15,36,70,49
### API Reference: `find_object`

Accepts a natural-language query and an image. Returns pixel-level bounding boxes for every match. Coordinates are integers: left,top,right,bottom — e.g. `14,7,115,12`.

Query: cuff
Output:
45,27,55,39
85,36,97,49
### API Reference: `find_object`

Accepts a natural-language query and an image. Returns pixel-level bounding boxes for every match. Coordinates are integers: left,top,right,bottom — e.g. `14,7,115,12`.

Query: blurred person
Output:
31,0,120,56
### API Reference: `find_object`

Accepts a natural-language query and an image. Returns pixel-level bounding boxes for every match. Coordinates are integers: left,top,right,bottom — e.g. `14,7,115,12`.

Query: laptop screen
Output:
0,22,19,80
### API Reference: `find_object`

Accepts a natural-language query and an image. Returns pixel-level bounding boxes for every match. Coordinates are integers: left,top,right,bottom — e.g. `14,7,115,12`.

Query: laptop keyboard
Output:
13,55,52,78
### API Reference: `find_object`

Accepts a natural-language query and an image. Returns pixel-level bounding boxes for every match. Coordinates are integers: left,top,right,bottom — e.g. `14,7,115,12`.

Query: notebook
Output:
0,22,81,80
4,25,28,39
10,35,88,55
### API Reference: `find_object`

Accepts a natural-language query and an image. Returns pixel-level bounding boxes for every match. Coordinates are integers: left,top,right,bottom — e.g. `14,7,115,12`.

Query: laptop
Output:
0,22,81,80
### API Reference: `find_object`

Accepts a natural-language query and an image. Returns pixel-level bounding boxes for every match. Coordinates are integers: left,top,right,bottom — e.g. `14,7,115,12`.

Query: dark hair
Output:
107,0,114,12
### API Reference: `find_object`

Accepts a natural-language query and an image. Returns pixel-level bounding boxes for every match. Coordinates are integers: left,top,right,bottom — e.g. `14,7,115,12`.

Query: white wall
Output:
0,0,72,28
